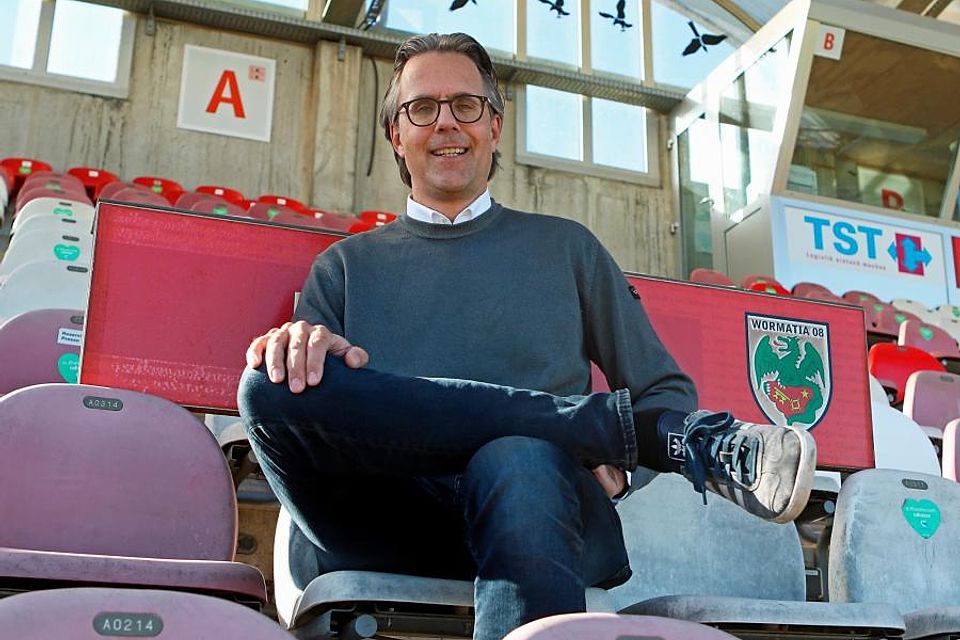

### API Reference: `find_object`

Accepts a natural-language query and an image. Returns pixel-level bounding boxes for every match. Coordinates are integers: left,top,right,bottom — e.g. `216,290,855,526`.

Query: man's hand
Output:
591,464,627,500
245,321,369,393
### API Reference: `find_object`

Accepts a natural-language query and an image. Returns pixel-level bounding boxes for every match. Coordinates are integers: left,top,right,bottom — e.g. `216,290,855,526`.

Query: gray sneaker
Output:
681,410,816,523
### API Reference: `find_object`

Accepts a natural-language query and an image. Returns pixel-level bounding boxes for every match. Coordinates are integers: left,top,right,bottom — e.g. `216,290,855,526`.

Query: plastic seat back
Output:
16,186,91,212
871,401,942,475
792,281,834,298
903,370,960,434
0,260,91,324
843,290,881,306
0,157,53,194
944,419,960,481
22,170,86,193
0,230,93,280
868,343,945,405
312,210,368,233
503,613,739,640
67,166,121,200
112,187,171,207
98,181,144,200
132,175,184,205
0,383,237,559
196,184,246,206
358,210,398,226
688,268,735,287
0,588,294,639
12,213,92,241
872,305,920,341
11,198,95,235
0,309,83,396
257,194,308,214
830,469,960,613
899,319,960,362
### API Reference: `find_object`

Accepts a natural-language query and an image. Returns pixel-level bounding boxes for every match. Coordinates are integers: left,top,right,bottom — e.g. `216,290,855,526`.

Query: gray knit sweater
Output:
294,202,697,415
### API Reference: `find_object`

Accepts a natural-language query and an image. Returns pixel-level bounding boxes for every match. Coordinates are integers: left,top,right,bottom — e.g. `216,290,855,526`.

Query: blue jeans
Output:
238,356,635,640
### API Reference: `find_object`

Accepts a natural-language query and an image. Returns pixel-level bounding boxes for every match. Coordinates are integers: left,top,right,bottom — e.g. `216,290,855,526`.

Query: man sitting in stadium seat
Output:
238,32,816,640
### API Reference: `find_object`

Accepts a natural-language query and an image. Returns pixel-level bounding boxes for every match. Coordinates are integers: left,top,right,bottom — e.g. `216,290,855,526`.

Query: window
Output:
650,0,734,90
590,0,642,79
0,0,135,98
382,0,517,56
526,0,580,67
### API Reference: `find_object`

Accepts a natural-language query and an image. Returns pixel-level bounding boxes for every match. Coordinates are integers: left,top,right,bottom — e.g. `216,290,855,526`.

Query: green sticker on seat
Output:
53,244,81,261
902,499,941,539
213,205,227,215
267,207,279,219
151,184,162,193
954,307,960,318
18,166,30,175
895,313,906,324
57,353,79,383
53,207,74,216
874,303,884,312
920,326,935,341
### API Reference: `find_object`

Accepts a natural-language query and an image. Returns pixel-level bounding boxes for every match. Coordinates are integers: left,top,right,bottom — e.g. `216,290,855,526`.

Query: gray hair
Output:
379,32,505,188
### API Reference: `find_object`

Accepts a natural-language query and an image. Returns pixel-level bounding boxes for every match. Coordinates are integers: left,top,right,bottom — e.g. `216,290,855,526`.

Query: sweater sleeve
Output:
581,240,698,417
292,249,346,336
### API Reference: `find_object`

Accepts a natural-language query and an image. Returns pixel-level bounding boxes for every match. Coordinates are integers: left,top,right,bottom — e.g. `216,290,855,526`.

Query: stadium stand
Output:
0,261,91,323
0,588,293,639
688,268,736,286
0,309,83,395
132,175,184,205
829,469,960,638
611,473,903,637
903,371,960,440
0,384,267,606
67,166,120,200
868,343,945,406
272,506,615,636
502,613,741,640
197,184,247,206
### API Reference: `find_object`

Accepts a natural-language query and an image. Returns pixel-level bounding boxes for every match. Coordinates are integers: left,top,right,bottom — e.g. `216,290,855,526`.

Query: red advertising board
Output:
80,202,343,412
82,203,873,470
626,275,873,471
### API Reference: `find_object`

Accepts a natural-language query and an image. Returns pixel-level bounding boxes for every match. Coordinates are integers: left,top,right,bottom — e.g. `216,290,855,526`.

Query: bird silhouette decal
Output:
599,0,633,31
682,21,727,55
539,0,570,17
449,0,476,10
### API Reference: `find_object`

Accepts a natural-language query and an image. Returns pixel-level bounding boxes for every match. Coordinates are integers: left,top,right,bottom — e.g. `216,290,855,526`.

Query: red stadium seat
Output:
899,319,960,370
358,210,399,226
688,268,735,287
0,309,83,396
800,288,845,304
0,384,267,606
312,210,369,233
67,166,120,200
843,290,881,305
746,280,791,296
903,370,960,440
132,175,184,205
868,343,945,405
257,194,309,215
0,157,53,195
196,184,246,206
0,588,295,639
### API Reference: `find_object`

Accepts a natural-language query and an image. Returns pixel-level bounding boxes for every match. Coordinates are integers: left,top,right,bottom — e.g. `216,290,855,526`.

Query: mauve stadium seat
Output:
0,384,267,606
0,588,292,639
688,268,735,287
871,304,921,346
900,320,960,371
21,170,86,193
903,371,960,441
11,198,94,235
830,469,960,638
0,230,93,280
0,261,90,324
0,157,53,195
98,181,145,200
257,194,309,215
132,175,184,205
273,505,613,637
175,191,246,216
197,184,246,206
944,420,960,481
610,473,903,638
111,187,171,207
503,613,740,640
247,202,295,222
67,166,120,200
801,288,846,304
868,343,945,406
15,185,91,213
843,290,881,306
792,281,834,298
0,309,83,396
312,210,370,233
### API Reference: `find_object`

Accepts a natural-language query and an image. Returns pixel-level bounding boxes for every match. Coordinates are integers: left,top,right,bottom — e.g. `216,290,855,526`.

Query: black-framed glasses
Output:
398,94,490,127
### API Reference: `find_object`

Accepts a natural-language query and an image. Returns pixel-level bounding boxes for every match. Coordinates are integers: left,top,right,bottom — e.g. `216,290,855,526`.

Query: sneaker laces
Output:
682,411,759,505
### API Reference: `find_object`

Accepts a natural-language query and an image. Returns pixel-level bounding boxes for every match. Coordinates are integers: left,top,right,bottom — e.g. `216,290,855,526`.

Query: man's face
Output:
390,52,502,211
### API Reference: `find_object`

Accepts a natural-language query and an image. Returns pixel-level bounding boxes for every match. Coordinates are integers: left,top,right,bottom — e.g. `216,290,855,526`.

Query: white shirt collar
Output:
406,190,492,225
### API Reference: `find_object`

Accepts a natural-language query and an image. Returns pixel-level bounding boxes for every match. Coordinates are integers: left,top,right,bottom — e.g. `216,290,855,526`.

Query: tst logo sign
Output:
801,214,933,276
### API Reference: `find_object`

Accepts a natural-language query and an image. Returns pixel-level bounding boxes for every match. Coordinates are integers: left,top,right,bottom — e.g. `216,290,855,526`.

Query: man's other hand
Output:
591,464,627,500
245,321,369,393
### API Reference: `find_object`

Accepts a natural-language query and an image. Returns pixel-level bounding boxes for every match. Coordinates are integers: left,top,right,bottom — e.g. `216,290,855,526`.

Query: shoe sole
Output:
771,425,817,524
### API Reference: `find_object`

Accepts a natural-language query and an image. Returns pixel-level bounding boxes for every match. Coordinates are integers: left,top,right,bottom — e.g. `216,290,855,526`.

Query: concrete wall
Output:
0,17,682,276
